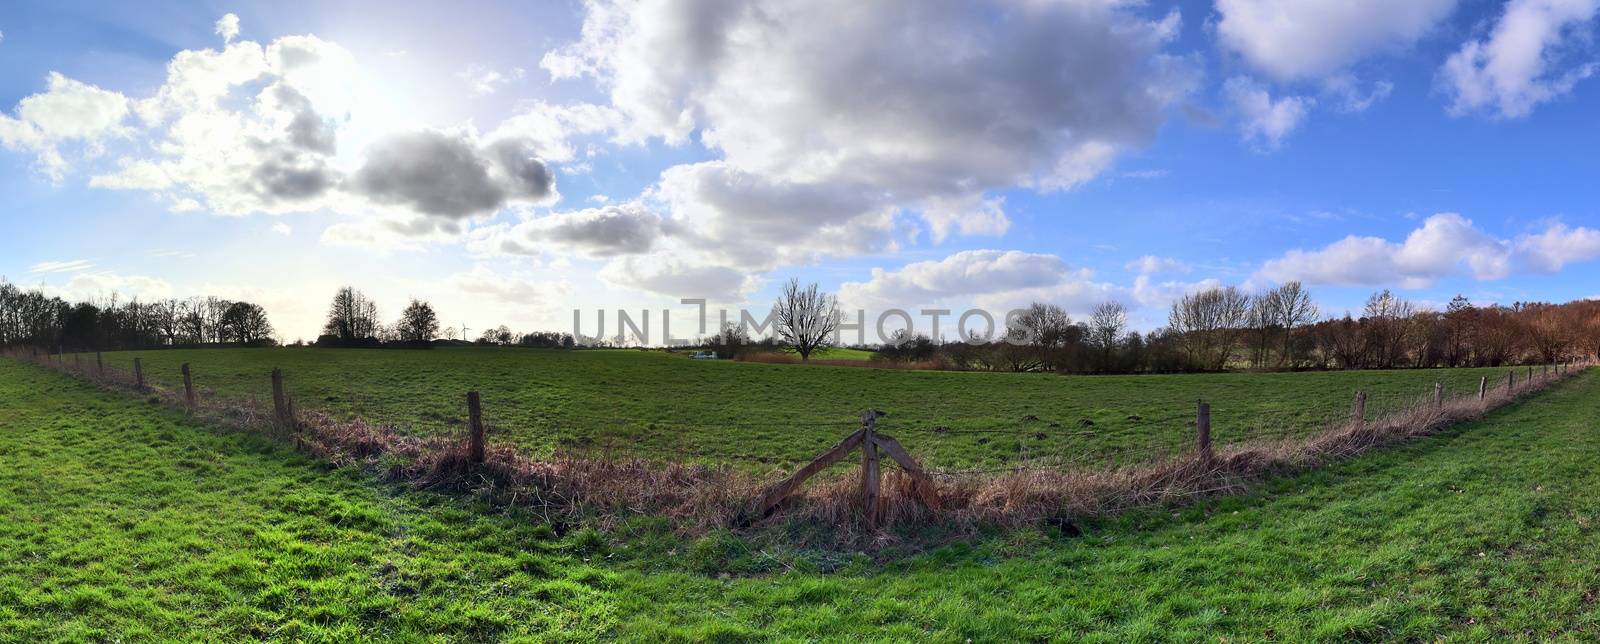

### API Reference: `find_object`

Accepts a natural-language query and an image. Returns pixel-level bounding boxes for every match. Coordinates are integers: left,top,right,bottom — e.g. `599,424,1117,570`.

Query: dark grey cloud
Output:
475,202,663,258
251,153,336,202
486,137,553,199
352,131,506,217
351,131,556,220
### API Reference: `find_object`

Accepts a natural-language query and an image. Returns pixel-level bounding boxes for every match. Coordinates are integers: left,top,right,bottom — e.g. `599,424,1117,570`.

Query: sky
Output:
2,0,1599,344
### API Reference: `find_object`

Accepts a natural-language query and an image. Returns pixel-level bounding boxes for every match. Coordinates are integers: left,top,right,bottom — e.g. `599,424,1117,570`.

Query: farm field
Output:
91,347,1537,469
5,358,1600,639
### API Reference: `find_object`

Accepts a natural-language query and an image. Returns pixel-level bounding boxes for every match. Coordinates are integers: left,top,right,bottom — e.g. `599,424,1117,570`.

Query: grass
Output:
5,357,1600,639
90,346,1536,470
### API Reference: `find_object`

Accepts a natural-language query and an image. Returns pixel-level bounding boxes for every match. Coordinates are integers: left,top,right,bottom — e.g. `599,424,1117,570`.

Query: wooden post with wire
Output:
1508,370,1515,391
95,351,103,377
746,409,939,529
1352,391,1367,429
467,391,485,464
181,363,196,411
1478,376,1487,401
134,358,144,391
1433,383,1443,408
1196,400,1212,464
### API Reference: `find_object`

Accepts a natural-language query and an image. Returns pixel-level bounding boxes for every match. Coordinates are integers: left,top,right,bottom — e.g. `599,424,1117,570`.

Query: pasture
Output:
4,357,1600,639
92,347,1530,469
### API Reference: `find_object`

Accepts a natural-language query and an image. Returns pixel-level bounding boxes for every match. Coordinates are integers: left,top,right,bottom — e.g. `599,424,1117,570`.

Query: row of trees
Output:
0,281,274,351
857,282,1600,373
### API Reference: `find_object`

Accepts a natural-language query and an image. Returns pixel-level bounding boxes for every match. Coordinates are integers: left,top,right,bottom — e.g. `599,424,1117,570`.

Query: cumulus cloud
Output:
215,13,241,43
1441,0,1600,118
473,202,663,258
547,0,1194,265
1224,76,1312,149
352,131,550,218
1258,213,1600,288
836,249,1111,313
271,222,292,235
1216,0,1460,81
1515,221,1600,271
0,72,131,180
450,264,573,307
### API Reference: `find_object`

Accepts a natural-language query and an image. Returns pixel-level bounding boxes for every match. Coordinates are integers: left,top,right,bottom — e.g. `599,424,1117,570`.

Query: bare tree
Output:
397,299,440,343
1088,301,1126,371
1271,281,1318,368
323,287,380,341
773,278,839,360
219,301,274,343
1169,286,1250,370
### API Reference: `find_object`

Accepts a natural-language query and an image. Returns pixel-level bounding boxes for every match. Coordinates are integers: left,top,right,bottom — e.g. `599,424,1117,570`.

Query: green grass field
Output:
88,347,1532,469
5,358,1600,639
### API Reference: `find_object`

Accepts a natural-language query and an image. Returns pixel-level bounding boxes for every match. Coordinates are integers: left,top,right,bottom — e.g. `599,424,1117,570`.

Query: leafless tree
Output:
774,278,839,360
220,301,274,343
1169,286,1250,369
1088,301,1126,370
323,286,380,341
1271,281,1318,367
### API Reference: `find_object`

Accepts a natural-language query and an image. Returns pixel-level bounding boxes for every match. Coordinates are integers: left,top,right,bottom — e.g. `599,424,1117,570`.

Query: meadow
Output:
5,357,1600,639
92,346,1533,470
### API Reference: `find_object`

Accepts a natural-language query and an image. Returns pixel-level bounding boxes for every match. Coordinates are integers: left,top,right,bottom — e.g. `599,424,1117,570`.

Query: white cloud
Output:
548,0,1194,266
1216,0,1460,81
599,254,759,302
1224,76,1312,149
1323,75,1395,113
449,264,573,307
43,271,174,301
1126,255,1191,275
459,64,526,96
27,259,94,273
838,249,1093,310
1441,0,1600,118
1257,213,1600,288
0,72,131,180
215,13,241,43
271,222,292,235
1515,221,1600,271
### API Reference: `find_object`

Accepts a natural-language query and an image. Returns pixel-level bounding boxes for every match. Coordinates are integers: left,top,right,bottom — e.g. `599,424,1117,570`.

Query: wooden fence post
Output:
73,353,80,370
467,391,485,464
1196,400,1212,463
861,409,882,530
181,363,196,411
1507,370,1515,391
1353,391,1367,429
134,358,144,390
1433,383,1443,408
95,351,103,377
1478,376,1487,401
271,368,288,429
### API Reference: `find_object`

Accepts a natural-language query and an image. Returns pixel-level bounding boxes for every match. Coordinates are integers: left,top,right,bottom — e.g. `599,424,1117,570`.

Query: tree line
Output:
858,282,1600,373
0,280,274,351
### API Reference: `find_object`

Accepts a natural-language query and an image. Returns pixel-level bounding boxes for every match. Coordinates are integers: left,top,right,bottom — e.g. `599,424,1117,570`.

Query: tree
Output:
1169,286,1250,370
773,278,838,360
219,301,274,343
323,287,380,342
1088,301,1127,372
707,322,750,358
1270,281,1318,368
1362,290,1415,368
1001,302,1078,372
396,299,440,343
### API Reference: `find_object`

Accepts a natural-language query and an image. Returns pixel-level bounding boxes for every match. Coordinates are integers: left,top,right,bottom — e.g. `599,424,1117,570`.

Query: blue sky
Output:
3,0,1599,343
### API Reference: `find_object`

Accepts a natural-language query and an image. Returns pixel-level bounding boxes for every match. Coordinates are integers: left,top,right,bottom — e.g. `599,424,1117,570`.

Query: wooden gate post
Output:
861,409,882,530
271,368,288,429
181,363,196,411
1353,391,1367,429
467,391,485,464
1478,376,1487,401
134,358,144,390
1196,400,1212,463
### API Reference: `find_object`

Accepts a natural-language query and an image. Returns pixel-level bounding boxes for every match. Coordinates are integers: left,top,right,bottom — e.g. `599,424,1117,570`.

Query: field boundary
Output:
1,346,1590,544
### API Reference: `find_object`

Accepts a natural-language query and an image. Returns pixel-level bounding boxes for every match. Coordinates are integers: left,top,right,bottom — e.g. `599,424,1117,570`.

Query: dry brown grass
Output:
4,346,1588,546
